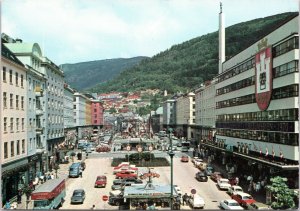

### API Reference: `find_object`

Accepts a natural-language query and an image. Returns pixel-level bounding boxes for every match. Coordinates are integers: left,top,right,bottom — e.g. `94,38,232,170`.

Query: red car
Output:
181,156,189,162
232,192,256,207
94,175,107,188
116,171,138,179
210,172,222,182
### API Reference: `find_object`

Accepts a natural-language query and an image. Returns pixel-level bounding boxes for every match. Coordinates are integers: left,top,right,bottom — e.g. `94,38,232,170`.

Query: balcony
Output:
36,127,44,135
35,86,44,97
35,108,44,116
36,146,45,154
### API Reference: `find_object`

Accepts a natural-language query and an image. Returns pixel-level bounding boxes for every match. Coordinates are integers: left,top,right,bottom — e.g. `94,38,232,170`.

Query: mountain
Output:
60,57,148,90
86,12,298,94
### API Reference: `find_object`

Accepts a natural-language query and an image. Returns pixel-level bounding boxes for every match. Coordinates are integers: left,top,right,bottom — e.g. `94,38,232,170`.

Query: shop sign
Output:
255,46,272,111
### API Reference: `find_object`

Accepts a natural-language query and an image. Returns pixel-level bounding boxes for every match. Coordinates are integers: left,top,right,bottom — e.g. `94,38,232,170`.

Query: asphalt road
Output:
60,153,232,210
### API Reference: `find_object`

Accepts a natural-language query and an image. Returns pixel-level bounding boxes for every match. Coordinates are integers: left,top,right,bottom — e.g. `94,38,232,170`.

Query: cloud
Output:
2,0,298,64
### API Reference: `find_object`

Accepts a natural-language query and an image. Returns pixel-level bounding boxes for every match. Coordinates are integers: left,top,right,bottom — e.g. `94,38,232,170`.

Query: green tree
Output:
109,107,117,114
266,176,296,209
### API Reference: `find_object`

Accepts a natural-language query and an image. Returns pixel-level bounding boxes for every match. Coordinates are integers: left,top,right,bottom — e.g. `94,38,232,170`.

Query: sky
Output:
2,0,298,65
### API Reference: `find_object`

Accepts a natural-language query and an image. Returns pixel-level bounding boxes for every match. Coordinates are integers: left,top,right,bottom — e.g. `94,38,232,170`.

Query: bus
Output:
181,141,190,152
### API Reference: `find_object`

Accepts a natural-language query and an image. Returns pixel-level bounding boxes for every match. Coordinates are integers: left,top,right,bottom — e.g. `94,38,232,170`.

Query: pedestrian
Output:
235,176,239,185
50,173,54,179
252,182,256,192
255,182,261,192
182,193,188,205
17,189,22,204
248,183,252,193
91,204,95,210
79,168,83,177
5,200,11,209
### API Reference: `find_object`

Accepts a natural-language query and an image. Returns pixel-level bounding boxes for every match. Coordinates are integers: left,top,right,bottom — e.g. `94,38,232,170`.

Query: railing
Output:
36,127,44,135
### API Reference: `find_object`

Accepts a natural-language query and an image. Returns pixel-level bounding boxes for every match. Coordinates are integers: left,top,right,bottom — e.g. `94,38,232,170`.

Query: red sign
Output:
255,47,272,111
191,189,196,194
102,195,109,201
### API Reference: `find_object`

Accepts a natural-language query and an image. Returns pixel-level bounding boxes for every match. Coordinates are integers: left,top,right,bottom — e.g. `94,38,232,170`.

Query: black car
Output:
109,194,127,206
195,171,208,182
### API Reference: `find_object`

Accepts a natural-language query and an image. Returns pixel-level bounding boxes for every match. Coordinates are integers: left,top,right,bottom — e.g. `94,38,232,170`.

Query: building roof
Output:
4,42,42,57
1,41,25,67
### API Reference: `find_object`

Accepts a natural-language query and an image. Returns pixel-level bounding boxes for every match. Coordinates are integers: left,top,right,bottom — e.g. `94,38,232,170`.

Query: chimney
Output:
15,38,22,43
218,2,225,74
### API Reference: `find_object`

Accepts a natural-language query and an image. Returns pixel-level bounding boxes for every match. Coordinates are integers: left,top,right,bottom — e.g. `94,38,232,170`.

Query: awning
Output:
201,142,299,170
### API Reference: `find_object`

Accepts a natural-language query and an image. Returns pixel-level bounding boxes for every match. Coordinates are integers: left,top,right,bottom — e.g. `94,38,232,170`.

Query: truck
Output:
31,178,66,209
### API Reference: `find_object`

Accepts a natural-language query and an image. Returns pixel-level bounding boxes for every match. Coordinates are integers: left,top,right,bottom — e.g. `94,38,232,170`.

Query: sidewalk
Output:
210,160,267,204
16,153,86,209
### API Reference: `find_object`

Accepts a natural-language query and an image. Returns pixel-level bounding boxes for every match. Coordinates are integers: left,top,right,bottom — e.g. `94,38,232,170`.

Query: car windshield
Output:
243,196,253,200
229,202,240,206
73,192,83,196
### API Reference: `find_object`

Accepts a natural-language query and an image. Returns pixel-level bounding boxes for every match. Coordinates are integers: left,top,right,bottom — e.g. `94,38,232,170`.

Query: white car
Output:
217,178,231,190
228,185,244,195
194,158,204,167
187,194,205,209
220,199,244,210
174,185,182,195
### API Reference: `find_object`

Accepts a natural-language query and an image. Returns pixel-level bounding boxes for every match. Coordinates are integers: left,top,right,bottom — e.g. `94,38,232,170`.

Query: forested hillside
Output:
87,12,297,94
60,57,147,90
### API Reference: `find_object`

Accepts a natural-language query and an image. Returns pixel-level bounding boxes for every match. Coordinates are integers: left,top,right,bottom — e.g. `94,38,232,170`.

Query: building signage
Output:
255,46,272,111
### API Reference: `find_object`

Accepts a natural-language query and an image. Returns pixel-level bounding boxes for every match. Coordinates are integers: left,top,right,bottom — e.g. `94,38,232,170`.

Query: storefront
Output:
1,157,29,204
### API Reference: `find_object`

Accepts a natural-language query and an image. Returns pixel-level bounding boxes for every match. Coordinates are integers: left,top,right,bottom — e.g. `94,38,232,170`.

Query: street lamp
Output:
168,128,175,210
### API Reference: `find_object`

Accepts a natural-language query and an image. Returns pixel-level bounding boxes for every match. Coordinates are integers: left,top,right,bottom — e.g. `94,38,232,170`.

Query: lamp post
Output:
168,128,175,210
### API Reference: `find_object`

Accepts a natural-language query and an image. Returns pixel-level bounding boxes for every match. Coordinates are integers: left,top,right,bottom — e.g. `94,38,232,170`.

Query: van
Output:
69,163,81,178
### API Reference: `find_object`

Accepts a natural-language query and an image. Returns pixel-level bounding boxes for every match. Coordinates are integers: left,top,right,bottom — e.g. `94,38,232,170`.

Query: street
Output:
60,151,231,209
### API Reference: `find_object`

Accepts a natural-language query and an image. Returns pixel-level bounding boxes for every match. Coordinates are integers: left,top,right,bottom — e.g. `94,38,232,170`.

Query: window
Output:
29,78,31,90
21,96,24,109
9,70,13,84
10,118,13,132
10,94,13,108
16,95,19,109
17,140,20,155
4,117,7,132
15,72,18,86
3,92,7,108
16,118,19,131
4,142,8,158
22,139,25,153
11,141,14,157
3,66,6,81
22,118,25,131
29,98,31,110
21,74,24,87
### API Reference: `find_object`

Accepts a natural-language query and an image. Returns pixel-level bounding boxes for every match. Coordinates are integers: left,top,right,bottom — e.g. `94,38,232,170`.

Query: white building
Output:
4,39,48,178
203,14,299,187
63,84,75,129
162,99,176,129
194,79,216,141
175,92,195,139
1,42,28,204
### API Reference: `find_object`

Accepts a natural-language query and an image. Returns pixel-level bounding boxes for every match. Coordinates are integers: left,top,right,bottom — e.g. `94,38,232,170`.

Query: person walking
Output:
17,189,22,204
91,204,95,210
79,167,83,177
182,193,188,205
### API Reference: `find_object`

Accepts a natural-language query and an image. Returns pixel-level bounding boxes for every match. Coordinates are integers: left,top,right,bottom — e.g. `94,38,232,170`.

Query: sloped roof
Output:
4,42,42,57
1,42,24,67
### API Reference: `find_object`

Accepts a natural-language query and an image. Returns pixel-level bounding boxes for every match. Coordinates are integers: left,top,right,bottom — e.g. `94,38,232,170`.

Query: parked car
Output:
71,189,85,204
94,175,107,188
113,177,143,185
220,199,244,210
187,194,205,209
111,181,132,190
113,166,137,175
210,172,222,182
116,171,138,179
193,158,204,167
174,185,182,195
227,186,244,196
217,178,231,190
246,202,270,210
195,171,208,182
181,155,189,162
232,192,255,207
205,166,214,176
108,192,126,206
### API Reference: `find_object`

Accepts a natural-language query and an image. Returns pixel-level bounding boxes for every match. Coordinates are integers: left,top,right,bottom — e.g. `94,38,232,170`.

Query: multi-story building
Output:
175,92,195,139
91,99,104,126
162,99,176,130
1,42,28,204
4,38,48,180
194,79,216,142
202,14,299,187
40,57,64,169
64,84,76,146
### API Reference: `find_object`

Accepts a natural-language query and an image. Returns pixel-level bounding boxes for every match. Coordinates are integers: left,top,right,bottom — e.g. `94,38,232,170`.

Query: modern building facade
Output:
1,43,28,204
202,14,299,188
194,79,217,142
162,99,176,130
63,84,75,129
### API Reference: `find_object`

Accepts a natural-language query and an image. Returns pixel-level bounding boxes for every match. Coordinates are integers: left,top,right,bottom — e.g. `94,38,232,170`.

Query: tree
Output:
266,176,296,209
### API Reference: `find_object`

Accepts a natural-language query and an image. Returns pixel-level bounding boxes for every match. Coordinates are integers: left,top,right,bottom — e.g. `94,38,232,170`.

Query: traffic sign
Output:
138,147,142,152
191,189,196,194
126,145,131,151
149,146,153,151
102,195,109,201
